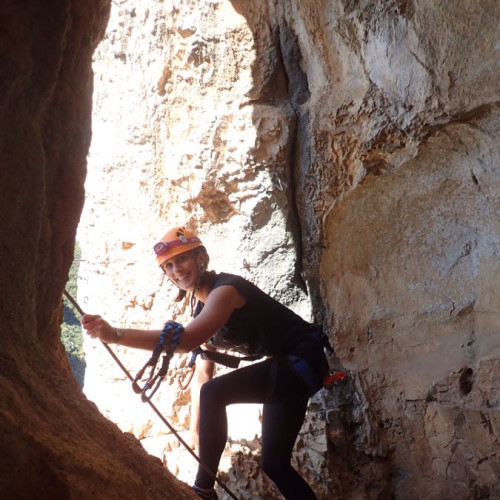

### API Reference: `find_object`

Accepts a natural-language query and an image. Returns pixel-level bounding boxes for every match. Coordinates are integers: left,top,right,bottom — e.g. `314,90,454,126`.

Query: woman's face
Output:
161,251,199,291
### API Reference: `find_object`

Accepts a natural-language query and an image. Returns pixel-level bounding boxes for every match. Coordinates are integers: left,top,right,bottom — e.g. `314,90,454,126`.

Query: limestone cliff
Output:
1,0,499,499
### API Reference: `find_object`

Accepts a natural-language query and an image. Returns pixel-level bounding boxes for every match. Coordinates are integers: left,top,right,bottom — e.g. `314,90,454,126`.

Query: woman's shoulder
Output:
194,273,252,317
212,272,258,294
212,272,244,286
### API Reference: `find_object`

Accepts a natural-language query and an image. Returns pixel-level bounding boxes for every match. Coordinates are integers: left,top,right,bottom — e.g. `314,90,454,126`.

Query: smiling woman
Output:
155,227,211,308
81,225,329,500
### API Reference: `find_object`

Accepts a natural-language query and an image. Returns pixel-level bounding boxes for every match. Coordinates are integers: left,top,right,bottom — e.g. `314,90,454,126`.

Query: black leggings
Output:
194,357,317,500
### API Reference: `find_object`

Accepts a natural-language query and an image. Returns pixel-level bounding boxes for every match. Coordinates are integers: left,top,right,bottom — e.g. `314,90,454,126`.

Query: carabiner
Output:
177,348,201,390
132,355,158,393
134,320,185,401
141,374,164,402
141,349,174,401
178,363,196,390
132,363,149,394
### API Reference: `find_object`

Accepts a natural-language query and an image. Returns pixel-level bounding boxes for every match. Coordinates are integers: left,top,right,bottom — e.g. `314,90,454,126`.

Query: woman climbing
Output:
82,225,329,500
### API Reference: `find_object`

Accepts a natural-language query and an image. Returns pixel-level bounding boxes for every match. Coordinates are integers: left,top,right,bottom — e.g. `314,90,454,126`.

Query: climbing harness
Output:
176,335,347,392
177,347,263,390
132,320,184,402
63,289,239,500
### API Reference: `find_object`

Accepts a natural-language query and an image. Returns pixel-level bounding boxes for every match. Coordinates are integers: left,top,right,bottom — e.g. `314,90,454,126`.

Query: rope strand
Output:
63,289,238,500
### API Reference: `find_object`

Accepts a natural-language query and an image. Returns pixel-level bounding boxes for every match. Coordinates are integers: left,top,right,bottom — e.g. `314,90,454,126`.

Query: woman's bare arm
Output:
81,314,162,350
81,284,245,352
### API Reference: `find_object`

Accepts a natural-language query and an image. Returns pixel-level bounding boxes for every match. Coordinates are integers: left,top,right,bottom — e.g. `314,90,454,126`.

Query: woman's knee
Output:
199,379,215,403
199,378,226,408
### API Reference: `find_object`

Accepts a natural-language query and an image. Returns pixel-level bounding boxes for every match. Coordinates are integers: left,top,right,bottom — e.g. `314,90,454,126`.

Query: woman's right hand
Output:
81,314,117,344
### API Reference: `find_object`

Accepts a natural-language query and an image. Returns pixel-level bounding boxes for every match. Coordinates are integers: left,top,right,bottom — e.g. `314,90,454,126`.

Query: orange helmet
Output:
153,226,203,267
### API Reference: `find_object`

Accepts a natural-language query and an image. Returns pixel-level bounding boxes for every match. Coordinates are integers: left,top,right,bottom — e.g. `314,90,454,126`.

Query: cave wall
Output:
322,116,500,498
1,0,499,499
286,1,500,498
81,1,500,498
0,1,194,498
80,1,500,498
78,2,322,498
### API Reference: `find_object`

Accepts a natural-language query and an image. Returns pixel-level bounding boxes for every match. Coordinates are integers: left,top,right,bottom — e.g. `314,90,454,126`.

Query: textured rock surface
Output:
322,115,500,498
0,1,194,498
1,0,499,499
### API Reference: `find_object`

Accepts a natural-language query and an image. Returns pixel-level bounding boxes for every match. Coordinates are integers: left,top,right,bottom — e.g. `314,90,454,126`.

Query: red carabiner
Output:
323,371,347,389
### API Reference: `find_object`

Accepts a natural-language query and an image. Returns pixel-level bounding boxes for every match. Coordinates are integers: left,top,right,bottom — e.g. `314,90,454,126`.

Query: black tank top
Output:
195,273,317,357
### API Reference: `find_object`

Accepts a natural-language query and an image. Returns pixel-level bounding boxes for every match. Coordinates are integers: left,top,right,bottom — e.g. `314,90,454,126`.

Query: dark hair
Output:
173,246,216,303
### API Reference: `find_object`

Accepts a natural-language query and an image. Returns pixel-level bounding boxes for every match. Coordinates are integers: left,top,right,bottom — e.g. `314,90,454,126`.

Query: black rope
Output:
63,289,238,500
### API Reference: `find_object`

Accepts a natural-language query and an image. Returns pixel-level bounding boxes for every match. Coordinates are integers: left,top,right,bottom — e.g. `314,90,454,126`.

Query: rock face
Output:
1,0,499,499
322,116,500,498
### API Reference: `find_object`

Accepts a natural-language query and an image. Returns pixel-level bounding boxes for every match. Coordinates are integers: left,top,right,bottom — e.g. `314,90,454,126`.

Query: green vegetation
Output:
61,242,86,387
